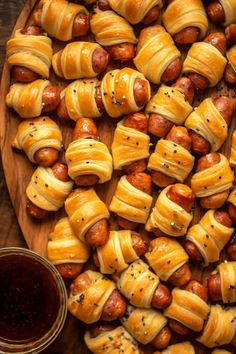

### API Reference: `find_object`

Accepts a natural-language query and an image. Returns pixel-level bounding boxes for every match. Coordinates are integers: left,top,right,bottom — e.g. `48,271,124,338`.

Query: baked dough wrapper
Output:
84,325,139,354
134,28,181,84
26,166,73,211
12,116,63,163
47,217,90,265
115,259,160,308
109,175,153,224
34,0,89,41
162,0,208,39
90,10,137,46
145,237,189,281
68,270,116,324
6,79,50,118
216,261,236,304
52,41,102,80
190,153,234,198
185,97,228,152
164,287,210,332
65,188,109,243
211,350,234,354
120,304,167,345
218,0,236,26
186,209,234,266
145,85,193,125
228,188,236,208
197,304,236,348
65,138,113,184
153,341,195,354
6,29,52,78
229,130,236,166
97,230,139,274
183,42,227,87
148,139,195,183
145,185,193,237
111,119,150,170
108,0,163,24
61,78,102,120
101,68,151,118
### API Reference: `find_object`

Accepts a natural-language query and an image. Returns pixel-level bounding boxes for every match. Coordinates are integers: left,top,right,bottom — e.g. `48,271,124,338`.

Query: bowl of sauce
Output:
0,247,67,353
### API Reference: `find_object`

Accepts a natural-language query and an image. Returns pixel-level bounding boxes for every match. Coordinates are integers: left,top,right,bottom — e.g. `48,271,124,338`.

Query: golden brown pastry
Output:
211,350,233,354
134,25,181,84
216,261,236,303
60,78,102,120
185,98,229,152
197,304,236,348
107,0,163,24
229,129,236,166
47,217,90,271
145,185,193,237
6,79,51,118
111,118,150,170
26,166,73,212
164,287,210,332
101,68,151,118
190,153,234,202
12,116,63,164
84,325,140,353
6,28,52,79
65,138,113,184
145,85,193,127
65,188,110,243
162,0,208,41
183,41,227,87
145,237,189,283
33,0,89,41
153,341,195,354
120,305,168,345
186,210,234,266
226,45,236,77
68,270,117,323
217,0,236,26
109,175,153,225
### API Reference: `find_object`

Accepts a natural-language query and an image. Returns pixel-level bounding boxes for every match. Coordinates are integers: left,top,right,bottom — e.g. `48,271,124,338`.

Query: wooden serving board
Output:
1,1,236,353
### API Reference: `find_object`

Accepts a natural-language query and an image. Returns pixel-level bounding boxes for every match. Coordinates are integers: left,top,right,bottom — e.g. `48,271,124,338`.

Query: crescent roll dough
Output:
120,305,167,345
153,342,195,354
227,45,236,75
216,261,236,304
183,42,227,87
109,175,153,224
61,78,102,121
162,0,208,40
111,119,150,170
108,0,163,24
145,185,193,236
115,260,160,308
145,85,193,126
68,270,116,323
101,68,151,118
6,79,50,118
26,166,73,211
47,217,90,266
190,153,234,198
185,98,228,152
228,188,236,208
230,130,236,166
6,29,52,78
90,10,137,47
211,350,233,354
33,0,89,41
65,188,110,242
134,25,181,84
164,287,210,332
97,230,139,274
52,42,104,80
197,304,236,348
186,210,234,266
84,326,139,354
12,116,63,163
65,138,113,184
148,138,195,183
145,237,189,281
218,0,236,25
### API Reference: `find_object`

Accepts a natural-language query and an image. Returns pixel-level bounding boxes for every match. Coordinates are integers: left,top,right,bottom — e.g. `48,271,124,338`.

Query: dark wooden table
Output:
0,2,87,353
